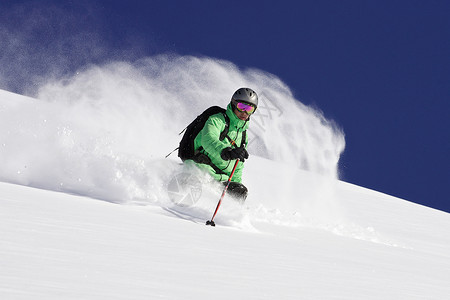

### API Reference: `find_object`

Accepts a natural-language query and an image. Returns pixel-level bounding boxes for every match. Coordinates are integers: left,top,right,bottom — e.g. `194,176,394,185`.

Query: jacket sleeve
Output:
199,113,245,183
200,114,228,159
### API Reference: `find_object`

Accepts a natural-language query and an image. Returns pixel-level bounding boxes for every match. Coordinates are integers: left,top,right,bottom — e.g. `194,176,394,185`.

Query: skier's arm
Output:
200,115,228,157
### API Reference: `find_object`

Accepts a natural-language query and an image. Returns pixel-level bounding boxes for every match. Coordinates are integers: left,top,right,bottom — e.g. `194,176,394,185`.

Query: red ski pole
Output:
206,159,240,227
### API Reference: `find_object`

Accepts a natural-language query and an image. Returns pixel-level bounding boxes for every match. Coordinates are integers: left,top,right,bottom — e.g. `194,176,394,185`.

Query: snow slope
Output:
1,61,450,299
2,169,450,299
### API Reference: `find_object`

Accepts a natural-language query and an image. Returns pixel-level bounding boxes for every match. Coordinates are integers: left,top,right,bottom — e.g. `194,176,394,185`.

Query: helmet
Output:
231,87,258,108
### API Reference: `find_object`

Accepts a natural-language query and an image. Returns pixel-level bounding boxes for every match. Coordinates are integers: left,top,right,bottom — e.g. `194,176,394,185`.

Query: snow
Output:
1,60,450,299
2,176,450,299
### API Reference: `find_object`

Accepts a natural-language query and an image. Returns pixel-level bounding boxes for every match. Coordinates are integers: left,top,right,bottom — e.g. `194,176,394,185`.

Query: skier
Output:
185,87,258,201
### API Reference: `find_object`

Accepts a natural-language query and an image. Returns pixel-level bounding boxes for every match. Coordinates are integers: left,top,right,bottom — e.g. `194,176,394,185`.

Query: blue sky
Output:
1,0,449,213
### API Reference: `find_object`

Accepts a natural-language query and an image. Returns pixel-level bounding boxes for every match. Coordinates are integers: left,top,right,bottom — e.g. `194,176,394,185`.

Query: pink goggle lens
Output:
236,102,256,114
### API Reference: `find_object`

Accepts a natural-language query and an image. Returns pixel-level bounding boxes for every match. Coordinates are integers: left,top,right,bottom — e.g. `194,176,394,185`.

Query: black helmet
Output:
231,87,258,109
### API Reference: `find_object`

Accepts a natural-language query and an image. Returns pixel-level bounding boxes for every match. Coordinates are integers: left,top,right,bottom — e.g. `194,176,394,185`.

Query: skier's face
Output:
234,109,250,121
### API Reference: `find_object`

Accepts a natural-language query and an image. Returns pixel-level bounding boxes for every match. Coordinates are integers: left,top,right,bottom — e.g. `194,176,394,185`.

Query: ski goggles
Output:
236,102,256,115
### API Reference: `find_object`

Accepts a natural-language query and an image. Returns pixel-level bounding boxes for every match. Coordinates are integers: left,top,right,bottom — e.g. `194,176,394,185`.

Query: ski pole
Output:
206,159,240,227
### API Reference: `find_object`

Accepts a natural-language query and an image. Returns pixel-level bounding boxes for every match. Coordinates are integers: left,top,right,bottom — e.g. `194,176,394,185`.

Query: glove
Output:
221,146,249,162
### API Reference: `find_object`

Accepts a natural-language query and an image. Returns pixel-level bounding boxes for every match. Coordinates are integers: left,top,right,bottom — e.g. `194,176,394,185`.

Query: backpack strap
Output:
224,129,247,149
241,130,247,148
221,112,248,149
192,152,227,175
219,112,230,141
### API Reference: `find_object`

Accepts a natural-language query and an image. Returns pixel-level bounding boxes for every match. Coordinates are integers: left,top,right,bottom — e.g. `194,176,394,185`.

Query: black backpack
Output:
178,106,230,161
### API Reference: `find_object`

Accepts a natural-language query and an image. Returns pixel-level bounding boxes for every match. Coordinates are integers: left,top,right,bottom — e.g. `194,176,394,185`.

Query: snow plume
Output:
0,56,345,208
0,1,143,94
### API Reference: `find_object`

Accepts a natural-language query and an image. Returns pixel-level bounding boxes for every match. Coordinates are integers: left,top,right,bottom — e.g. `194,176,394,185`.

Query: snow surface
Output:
1,60,450,299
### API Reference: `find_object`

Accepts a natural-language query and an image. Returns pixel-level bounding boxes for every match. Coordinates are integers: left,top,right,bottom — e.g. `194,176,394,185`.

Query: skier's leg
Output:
225,182,248,203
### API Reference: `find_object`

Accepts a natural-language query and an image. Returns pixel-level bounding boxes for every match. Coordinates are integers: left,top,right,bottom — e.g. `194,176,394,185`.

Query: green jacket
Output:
191,103,249,183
